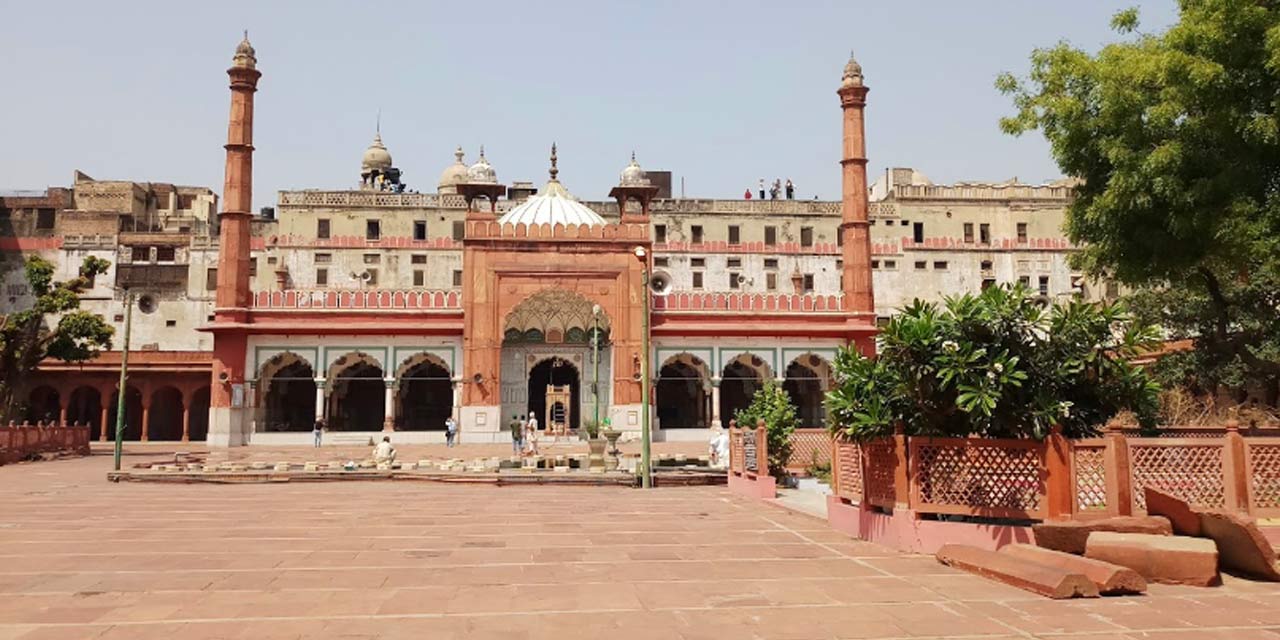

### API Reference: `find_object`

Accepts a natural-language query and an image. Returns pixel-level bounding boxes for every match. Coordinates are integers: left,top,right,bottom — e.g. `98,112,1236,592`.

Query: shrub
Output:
826,284,1161,441
734,380,797,478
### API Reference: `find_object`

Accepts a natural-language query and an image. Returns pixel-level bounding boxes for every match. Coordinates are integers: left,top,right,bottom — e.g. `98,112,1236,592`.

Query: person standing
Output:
312,419,324,448
509,414,524,455
758,178,766,200
744,188,752,200
785,178,794,200
444,416,457,448
525,413,540,455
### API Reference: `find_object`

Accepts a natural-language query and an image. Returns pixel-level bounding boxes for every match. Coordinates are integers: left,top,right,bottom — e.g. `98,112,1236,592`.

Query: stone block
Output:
1198,510,1280,581
1085,532,1219,586
327,461,343,470
1032,516,1172,555
1144,487,1202,536
250,461,269,470
418,459,432,468
273,463,290,472
589,467,605,474
1000,544,1146,594
303,462,319,472
936,544,1098,599
376,463,391,471
554,466,570,473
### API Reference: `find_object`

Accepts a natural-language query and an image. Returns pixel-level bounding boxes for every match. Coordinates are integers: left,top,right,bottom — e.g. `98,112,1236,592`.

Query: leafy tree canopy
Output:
826,285,1161,441
0,255,113,421
734,381,797,479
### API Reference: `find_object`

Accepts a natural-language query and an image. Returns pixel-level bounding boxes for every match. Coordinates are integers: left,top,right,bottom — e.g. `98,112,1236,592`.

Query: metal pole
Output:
593,312,600,430
641,268,652,488
112,290,133,472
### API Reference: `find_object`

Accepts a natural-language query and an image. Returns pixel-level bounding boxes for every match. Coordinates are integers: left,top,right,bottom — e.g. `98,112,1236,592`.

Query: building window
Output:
165,320,177,327
249,257,257,277
1017,223,1028,243
764,258,778,269
178,194,195,209
766,273,777,290
727,257,742,268
728,225,740,245
1018,275,1030,287
913,222,924,243
691,225,704,244
933,261,947,270
914,260,927,270
764,226,777,246
654,224,667,244
413,270,425,287
267,256,277,265
1106,280,1120,298
691,257,706,268
414,220,427,240
206,268,217,291
964,223,974,243
729,273,740,289
802,274,814,293
981,260,993,271
411,254,427,264
156,246,176,262
452,270,463,286
800,226,814,247
317,219,330,239
35,208,55,230
366,269,379,286
316,268,328,286
363,253,380,264
979,223,991,244
982,278,996,290
884,260,897,270
452,220,465,241
871,260,880,269
654,257,669,267
692,272,703,289
131,246,150,262
1039,275,1049,296
901,220,909,226
366,220,381,240
837,231,843,247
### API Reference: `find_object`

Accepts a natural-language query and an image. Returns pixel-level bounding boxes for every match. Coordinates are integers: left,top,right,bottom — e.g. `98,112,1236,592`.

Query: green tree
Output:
997,0,1280,403
0,255,113,421
734,381,797,479
826,284,1161,441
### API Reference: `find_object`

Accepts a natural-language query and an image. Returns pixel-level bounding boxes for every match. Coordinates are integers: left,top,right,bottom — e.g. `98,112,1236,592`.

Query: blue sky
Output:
0,1,1176,208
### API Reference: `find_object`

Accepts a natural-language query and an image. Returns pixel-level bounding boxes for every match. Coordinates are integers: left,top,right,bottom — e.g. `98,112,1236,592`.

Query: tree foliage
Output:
826,285,1161,441
998,0,1280,403
734,381,797,479
0,255,113,421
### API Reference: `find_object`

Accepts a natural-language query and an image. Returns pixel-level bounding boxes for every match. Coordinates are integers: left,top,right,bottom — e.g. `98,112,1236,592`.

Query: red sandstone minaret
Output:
215,33,259,314
838,52,875,319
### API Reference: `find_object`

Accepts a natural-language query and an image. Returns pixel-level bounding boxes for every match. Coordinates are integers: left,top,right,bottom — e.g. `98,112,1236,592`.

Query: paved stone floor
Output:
3,451,1280,639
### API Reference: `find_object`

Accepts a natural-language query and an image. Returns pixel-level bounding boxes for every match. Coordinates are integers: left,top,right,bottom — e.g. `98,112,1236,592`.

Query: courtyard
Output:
0,450,1276,639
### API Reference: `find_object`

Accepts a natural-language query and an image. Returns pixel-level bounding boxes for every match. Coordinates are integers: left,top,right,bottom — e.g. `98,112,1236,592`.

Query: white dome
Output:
466,146,497,184
499,180,606,227
619,152,648,186
438,146,469,193
361,133,393,171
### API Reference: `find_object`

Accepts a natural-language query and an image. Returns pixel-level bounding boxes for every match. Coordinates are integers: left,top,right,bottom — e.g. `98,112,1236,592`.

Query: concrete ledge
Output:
728,471,777,499
1085,532,1220,587
936,544,1099,599
826,496,1033,554
1001,543,1146,595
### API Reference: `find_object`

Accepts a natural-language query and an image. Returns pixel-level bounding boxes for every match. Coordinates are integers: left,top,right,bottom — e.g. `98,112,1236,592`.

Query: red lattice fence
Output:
832,438,863,503
910,437,1047,520
787,429,831,473
0,422,91,465
1245,438,1280,517
1129,439,1228,511
1070,439,1109,513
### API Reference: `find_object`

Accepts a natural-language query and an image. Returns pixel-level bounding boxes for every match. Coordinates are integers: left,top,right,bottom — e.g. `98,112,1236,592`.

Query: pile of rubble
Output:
937,487,1280,598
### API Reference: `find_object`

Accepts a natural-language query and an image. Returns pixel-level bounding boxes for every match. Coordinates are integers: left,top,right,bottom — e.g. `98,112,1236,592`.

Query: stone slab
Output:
1000,543,1146,594
1085,532,1220,586
1144,487,1202,536
1032,516,1171,555
935,544,1098,599
1198,510,1280,581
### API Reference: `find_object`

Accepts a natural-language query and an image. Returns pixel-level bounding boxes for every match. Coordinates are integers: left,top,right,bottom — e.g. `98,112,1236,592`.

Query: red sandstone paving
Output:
4,451,1280,638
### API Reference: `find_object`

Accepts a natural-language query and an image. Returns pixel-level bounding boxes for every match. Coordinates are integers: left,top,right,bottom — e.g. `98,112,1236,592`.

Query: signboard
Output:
743,429,758,473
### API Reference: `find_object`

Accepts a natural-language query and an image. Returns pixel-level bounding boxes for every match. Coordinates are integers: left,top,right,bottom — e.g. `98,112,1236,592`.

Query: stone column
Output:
710,377,722,429
382,379,395,432
58,403,68,428
313,379,326,423
451,376,462,426
140,396,151,442
99,392,110,442
181,386,192,442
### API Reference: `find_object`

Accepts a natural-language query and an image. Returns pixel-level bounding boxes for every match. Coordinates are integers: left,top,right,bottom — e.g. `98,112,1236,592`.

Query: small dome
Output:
499,144,605,227
841,51,863,88
361,132,393,172
232,32,257,69
466,146,497,184
619,151,649,186
438,146,469,193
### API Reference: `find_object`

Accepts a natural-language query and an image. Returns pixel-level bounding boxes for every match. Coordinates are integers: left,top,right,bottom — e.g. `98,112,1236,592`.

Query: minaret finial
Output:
244,29,249,41
376,109,381,135
549,143,559,181
631,150,636,162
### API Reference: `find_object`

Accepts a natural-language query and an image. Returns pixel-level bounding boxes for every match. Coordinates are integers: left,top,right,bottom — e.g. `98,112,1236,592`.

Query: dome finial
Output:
455,145,464,162
549,143,559,182
232,31,257,69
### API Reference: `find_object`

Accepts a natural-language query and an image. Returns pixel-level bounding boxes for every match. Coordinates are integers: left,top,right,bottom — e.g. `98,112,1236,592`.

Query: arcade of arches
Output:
255,351,458,434
24,379,210,442
655,352,832,429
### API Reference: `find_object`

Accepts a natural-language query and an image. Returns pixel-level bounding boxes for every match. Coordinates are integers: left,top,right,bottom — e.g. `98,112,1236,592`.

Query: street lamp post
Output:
635,246,653,489
112,289,134,472
591,304,601,431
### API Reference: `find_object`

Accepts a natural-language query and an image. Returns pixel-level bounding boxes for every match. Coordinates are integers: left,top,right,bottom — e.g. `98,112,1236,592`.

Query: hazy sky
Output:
0,1,1177,208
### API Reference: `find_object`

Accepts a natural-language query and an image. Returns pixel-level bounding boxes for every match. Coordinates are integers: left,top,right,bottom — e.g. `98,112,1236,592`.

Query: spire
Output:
549,143,559,182
454,145,464,163
376,109,381,135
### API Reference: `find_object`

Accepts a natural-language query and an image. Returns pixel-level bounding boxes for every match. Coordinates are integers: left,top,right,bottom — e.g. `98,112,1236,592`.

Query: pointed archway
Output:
720,354,771,427
328,353,385,431
784,354,832,428
261,356,317,432
657,354,709,428
527,357,580,432
397,355,452,431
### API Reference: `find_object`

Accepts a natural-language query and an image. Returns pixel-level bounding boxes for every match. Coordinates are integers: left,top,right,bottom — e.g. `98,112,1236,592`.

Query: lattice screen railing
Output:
1129,441,1226,510
910,437,1046,519
787,429,832,471
1071,440,1108,513
833,439,863,503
